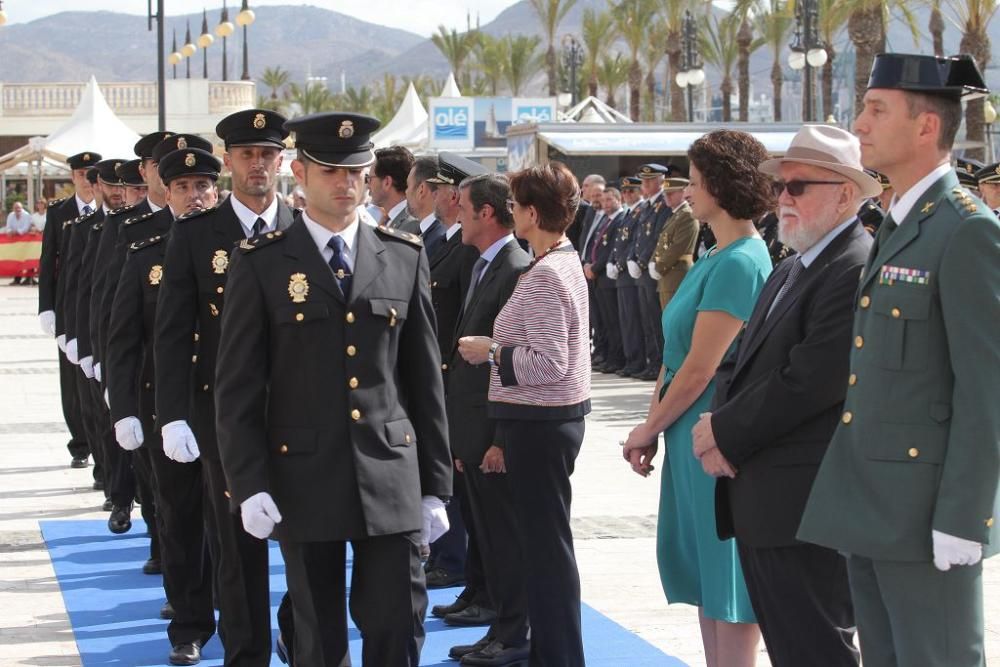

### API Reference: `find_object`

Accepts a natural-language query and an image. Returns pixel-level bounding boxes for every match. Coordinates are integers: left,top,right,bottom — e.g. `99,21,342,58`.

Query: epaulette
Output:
73,210,99,225
108,203,138,217
947,187,984,218
375,224,423,247
175,206,217,223
129,235,167,253
91,222,103,232
124,211,155,226
238,229,286,253
48,197,67,207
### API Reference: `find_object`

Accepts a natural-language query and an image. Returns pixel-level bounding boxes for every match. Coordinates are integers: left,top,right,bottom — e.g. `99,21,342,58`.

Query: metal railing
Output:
0,80,255,116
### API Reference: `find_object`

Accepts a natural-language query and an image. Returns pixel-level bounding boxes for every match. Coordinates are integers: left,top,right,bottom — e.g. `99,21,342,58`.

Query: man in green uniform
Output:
798,53,1000,667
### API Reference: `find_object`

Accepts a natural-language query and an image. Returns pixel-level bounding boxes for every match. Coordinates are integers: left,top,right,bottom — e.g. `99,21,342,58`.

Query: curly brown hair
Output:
508,161,581,233
687,129,776,221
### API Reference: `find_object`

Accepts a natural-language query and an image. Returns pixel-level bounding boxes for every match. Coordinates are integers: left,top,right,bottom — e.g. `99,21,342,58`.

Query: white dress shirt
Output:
888,162,952,225
301,211,359,271
230,194,278,238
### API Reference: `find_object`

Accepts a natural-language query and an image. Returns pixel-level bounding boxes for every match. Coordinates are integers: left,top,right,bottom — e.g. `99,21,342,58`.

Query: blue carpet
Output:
41,520,686,666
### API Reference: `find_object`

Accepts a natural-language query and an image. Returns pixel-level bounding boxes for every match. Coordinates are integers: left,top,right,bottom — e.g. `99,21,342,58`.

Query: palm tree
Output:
643,18,671,121
582,8,618,99
734,6,761,122
755,0,793,121
842,0,920,117
340,85,375,115
504,34,544,95
260,66,290,101
597,53,630,108
431,25,480,88
955,0,998,160
700,12,741,121
660,0,689,122
929,0,945,56
475,34,507,95
288,81,335,117
816,0,850,121
612,0,656,121
530,0,579,96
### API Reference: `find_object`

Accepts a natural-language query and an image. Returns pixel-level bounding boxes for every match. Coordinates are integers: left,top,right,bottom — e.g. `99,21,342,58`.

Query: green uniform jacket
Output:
653,200,699,304
798,169,1000,562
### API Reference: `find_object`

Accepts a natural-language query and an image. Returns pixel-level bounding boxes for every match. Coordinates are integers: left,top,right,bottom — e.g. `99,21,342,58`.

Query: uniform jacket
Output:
430,228,478,385
446,238,530,463
214,218,453,542
610,207,641,287
653,200,699,298
155,196,295,461
711,220,872,548
388,205,418,231
632,192,672,266
591,210,624,290
38,196,78,316
75,219,105,360
799,171,1000,561
62,207,104,343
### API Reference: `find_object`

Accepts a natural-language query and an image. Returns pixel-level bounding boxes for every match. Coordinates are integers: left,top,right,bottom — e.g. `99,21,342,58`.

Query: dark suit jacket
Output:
430,229,478,383
62,207,104,343
567,200,595,252
155,197,295,461
446,239,531,463
711,220,873,548
38,196,79,316
214,218,452,542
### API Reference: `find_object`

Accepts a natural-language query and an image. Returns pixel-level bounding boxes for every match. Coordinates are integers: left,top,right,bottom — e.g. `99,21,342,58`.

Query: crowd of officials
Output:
33,51,999,667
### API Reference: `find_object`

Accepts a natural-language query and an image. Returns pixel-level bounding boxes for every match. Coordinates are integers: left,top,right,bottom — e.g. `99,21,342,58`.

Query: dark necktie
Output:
589,213,617,264
251,217,267,237
767,258,804,319
326,235,352,298
463,257,489,312
82,205,93,216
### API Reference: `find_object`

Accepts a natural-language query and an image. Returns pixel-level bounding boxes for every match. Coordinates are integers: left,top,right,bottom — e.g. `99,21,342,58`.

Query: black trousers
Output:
428,465,468,577
147,446,215,648
59,352,90,463
737,540,858,667
595,286,624,368
502,417,585,667
93,382,135,509
130,445,161,561
463,463,529,647
281,532,427,667
202,457,273,667
636,275,664,372
615,284,644,373
587,281,606,360
74,372,106,492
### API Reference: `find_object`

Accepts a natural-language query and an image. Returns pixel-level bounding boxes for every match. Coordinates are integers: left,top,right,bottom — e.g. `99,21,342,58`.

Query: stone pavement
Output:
0,282,996,666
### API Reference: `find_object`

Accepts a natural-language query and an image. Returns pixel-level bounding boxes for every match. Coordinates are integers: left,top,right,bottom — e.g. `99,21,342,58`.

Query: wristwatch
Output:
488,341,500,366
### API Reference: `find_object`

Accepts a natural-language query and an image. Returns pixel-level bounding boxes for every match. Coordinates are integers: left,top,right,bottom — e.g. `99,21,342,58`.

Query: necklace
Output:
529,237,569,267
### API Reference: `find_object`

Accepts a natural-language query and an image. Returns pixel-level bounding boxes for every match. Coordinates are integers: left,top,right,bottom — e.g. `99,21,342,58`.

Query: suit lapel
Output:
275,201,295,231
213,197,245,245
282,220,343,302
349,222,387,302
456,239,513,335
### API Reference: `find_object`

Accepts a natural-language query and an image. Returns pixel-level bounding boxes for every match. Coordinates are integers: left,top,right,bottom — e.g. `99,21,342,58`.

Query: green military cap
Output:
66,151,102,170
956,157,984,188
426,151,488,185
662,177,690,192
284,112,381,168
867,53,988,101
157,147,222,184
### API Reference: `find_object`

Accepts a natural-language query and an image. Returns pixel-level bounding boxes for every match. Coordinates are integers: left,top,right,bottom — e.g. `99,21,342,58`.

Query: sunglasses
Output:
771,179,846,197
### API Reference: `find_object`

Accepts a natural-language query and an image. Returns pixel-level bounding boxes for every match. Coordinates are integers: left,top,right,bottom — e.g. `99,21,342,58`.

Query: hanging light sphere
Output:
688,68,706,86
236,8,255,26
216,20,235,38
182,42,197,57
985,99,997,124
806,47,828,68
198,32,215,48
168,51,183,66
0,11,8,27
788,50,806,71
676,70,690,88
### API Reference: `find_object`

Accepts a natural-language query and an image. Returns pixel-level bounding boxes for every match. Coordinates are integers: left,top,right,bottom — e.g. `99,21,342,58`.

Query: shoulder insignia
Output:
109,203,138,216
175,206,218,223
62,219,73,229
375,224,423,247
124,211,155,226
48,197,67,207
74,210,98,225
128,235,166,253
238,229,286,253
947,190,982,218
91,222,103,232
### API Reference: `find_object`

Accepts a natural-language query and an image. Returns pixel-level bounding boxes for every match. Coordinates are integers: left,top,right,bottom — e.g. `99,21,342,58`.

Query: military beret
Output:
151,133,215,164
975,162,1000,184
620,176,642,190
284,112,381,168
157,148,222,184
426,151,488,185
94,158,127,185
216,108,289,149
134,131,175,159
85,167,99,184
116,159,145,187
637,163,670,179
662,177,690,192
867,53,988,101
67,151,102,170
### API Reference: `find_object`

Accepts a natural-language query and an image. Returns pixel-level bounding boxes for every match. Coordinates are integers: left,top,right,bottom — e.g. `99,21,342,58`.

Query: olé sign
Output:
429,98,475,149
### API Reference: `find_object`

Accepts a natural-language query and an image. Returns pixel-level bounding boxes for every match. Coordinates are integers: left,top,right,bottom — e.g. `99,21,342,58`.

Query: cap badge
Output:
83,153,90,161
338,120,355,139
177,137,188,149
288,273,310,303
212,249,229,275
184,153,196,168
253,113,266,130
966,163,974,173
149,264,163,286
115,162,122,170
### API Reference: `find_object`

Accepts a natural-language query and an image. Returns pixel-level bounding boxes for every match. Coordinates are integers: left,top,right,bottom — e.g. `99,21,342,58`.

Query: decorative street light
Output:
0,1,8,27
676,10,705,122
237,0,256,82
216,2,235,82
788,0,827,122
985,98,997,164
561,34,584,107
147,0,166,131
183,21,198,79
169,29,182,79
198,9,214,79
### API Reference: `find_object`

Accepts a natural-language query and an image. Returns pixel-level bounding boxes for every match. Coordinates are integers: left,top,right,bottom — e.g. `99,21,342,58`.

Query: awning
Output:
539,130,800,156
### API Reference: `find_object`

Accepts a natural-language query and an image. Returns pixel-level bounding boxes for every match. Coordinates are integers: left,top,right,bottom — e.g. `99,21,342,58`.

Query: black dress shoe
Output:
460,640,530,666
92,479,105,491
449,634,493,659
101,498,114,512
169,641,201,665
635,369,659,381
444,604,497,626
425,566,465,589
160,601,175,620
431,594,471,618
142,558,161,575
108,504,133,534
70,457,88,469
276,632,292,665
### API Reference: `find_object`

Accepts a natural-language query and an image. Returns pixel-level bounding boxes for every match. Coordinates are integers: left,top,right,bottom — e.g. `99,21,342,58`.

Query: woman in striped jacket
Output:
458,162,591,667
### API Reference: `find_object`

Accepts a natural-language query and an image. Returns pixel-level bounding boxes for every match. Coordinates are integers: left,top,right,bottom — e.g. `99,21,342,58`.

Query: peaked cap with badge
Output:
620,176,642,190
637,163,671,179
93,158,127,186
975,162,1000,184
283,112,381,168
216,108,289,149
67,151,102,171
956,157,984,189
157,148,222,184
85,167,99,184
662,177,690,192
150,133,215,164
115,159,145,187
134,131,175,160
425,151,489,186
865,52,988,101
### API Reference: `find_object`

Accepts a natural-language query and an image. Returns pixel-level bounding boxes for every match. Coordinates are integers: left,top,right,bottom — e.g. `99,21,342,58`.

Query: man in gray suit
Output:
371,146,417,229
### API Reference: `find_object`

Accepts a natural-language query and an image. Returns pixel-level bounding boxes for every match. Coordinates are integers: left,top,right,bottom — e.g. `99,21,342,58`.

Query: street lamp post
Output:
237,0,256,82
198,10,214,79
561,34,584,107
183,21,197,79
169,30,181,79
985,99,997,164
788,0,827,122
676,10,705,122
216,3,235,82
147,0,166,131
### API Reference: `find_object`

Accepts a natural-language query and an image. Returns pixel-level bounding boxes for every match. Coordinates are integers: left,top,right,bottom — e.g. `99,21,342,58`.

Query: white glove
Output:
56,334,67,353
114,417,144,451
80,356,94,379
161,420,201,463
241,491,283,540
421,495,450,547
104,388,110,409
606,263,619,280
66,339,79,364
627,259,642,279
39,311,56,336
932,529,983,571
94,362,102,383
648,261,662,281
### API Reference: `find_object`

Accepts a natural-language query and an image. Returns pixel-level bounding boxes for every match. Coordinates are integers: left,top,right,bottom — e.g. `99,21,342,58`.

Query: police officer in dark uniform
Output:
215,111,452,667
609,191,644,377
974,161,1000,214
956,156,983,196
587,188,627,373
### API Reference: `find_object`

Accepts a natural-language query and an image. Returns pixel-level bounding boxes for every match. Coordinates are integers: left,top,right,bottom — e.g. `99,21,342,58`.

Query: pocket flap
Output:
385,417,415,447
872,288,931,320
268,427,318,455
275,302,330,325
867,423,946,464
370,298,408,321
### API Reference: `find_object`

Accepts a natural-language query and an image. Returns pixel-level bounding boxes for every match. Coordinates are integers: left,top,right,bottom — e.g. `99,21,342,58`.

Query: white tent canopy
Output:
558,96,632,124
440,73,462,98
372,83,429,150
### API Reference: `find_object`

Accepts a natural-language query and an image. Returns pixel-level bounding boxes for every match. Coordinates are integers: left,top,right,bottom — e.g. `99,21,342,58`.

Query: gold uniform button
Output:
346,345,357,356
908,447,919,458
216,286,224,294
441,363,448,371
279,444,288,454
848,373,857,386
987,518,995,528
348,377,359,389
295,313,304,322
224,490,231,499
842,411,853,424
192,355,198,363
203,384,210,391
891,307,901,319
404,433,411,443
860,295,871,308
346,312,355,324
854,336,864,349
144,382,152,389
351,409,361,421
193,333,200,342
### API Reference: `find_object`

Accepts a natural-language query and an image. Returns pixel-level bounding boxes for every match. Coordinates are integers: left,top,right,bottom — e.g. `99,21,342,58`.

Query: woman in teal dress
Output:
623,130,775,667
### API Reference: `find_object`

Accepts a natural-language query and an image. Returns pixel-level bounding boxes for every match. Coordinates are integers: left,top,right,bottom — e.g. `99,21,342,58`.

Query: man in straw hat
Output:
691,124,878,666
798,53,1000,667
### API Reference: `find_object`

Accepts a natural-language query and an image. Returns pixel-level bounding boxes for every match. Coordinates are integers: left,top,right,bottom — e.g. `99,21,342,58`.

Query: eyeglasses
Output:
771,180,846,197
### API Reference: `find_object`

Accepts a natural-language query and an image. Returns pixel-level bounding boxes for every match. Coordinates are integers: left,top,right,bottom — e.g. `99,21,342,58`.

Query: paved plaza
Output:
0,282,996,666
